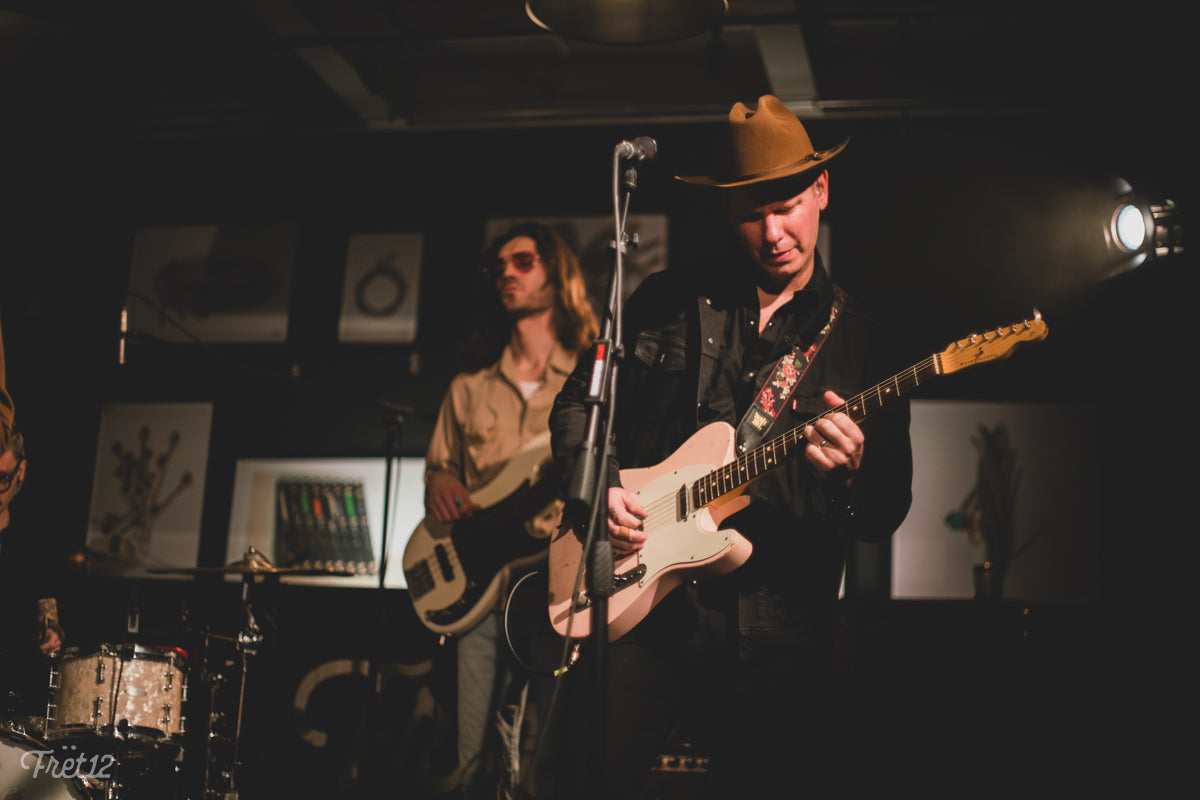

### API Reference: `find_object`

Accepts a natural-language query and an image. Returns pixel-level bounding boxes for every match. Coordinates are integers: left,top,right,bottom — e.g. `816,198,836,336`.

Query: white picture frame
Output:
225,456,427,589
85,402,213,579
337,232,423,344
126,224,296,344
892,400,1100,603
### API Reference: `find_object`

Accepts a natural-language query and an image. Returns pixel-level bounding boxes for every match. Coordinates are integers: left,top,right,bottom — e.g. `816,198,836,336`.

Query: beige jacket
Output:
425,340,576,492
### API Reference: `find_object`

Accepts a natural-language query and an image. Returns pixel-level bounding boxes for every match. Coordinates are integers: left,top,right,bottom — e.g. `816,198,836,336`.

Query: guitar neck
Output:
691,354,941,506
687,311,1047,509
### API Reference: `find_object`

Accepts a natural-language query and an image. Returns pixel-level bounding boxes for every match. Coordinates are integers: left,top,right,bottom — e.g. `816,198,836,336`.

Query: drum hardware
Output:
150,548,336,800
146,545,355,579
197,636,221,800
45,643,188,752
134,548,354,799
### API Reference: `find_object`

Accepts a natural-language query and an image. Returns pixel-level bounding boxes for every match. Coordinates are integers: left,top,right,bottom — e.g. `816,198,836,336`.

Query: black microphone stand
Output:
349,404,406,784
566,138,653,800
377,404,406,591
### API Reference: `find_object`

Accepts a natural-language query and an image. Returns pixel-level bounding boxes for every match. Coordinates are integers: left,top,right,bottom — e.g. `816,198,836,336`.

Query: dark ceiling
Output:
2,0,1186,139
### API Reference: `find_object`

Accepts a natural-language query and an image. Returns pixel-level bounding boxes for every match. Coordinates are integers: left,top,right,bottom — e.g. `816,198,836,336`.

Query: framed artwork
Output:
85,402,213,579
483,215,668,321
337,232,423,344
126,223,296,344
891,400,1100,603
225,456,427,589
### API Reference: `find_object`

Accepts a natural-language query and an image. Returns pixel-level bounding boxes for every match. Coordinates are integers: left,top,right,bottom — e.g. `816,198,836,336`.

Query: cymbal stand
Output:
223,577,264,800
198,627,232,800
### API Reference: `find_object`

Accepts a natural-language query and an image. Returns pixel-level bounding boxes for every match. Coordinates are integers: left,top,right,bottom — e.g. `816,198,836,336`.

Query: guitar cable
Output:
502,569,580,800
503,570,579,679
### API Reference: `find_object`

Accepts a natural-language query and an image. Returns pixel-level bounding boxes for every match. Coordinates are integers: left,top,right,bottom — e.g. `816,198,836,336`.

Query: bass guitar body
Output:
404,434,563,637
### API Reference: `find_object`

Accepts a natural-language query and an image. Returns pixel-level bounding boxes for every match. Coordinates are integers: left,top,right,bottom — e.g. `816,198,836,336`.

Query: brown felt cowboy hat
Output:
677,95,848,188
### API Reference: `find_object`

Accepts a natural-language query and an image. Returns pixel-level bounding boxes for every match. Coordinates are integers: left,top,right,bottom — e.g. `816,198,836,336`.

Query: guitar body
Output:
547,422,755,641
404,434,563,637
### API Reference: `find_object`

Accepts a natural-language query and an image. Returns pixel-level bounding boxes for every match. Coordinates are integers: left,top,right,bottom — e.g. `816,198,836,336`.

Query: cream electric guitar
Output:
404,433,564,636
548,312,1049,641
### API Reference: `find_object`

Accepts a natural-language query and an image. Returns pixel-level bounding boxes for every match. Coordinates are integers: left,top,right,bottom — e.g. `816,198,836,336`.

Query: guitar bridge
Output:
613,564,646,591
572,564,647,611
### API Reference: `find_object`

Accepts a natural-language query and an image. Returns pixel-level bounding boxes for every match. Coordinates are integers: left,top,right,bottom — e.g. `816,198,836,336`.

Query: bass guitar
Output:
547,312,1049,641
404,433,563,636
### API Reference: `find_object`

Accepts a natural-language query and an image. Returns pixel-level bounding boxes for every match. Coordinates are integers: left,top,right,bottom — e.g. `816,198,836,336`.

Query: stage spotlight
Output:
525,0,728,45
1107,186,1183,269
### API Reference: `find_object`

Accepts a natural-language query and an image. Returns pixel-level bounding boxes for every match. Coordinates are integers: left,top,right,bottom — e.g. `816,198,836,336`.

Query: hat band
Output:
716,150,829,185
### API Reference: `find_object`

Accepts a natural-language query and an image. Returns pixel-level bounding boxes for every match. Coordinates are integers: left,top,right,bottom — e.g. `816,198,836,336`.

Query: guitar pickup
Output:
433,543,454,582
406,561,434,599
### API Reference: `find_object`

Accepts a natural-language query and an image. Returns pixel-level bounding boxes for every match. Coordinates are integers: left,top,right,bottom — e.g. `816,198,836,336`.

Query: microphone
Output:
615,136,657,161
118,305,127,365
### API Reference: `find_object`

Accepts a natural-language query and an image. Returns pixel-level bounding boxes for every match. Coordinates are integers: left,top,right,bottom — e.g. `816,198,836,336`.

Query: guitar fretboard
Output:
691,354,941,507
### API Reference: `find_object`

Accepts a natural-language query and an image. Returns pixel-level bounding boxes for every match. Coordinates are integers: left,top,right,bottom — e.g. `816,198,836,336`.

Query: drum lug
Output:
93,696,105,730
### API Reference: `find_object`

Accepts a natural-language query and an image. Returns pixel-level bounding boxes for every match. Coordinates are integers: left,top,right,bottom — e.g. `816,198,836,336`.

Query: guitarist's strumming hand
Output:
803,390,864,482
606,487,647,556
426,470,481,524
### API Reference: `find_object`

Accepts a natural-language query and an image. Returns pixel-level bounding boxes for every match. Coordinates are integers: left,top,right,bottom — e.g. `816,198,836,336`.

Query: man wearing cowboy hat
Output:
550,96,913,796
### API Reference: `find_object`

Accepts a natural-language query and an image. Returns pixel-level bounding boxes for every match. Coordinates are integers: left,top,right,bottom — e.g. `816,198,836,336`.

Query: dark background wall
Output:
1,103,1190,794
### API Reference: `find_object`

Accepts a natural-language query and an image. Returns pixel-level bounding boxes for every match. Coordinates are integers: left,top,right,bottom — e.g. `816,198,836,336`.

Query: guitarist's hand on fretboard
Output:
426,470,480,523
804,390,864,479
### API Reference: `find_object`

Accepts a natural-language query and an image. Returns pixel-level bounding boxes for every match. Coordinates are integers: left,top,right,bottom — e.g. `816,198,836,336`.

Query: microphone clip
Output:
615,136,657,162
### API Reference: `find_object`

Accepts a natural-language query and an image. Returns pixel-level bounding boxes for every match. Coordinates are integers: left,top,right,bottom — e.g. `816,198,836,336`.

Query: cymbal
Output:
147,546,355,578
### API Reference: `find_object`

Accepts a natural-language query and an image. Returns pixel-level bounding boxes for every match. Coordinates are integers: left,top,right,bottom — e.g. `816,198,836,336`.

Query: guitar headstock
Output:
937,310,1049,375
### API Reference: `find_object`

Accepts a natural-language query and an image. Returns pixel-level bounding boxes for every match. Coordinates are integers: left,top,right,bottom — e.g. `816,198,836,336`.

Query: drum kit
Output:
0,548,351,800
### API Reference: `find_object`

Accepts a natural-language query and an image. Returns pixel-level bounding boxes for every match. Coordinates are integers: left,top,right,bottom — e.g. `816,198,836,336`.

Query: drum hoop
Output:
60,643,187,664
0,724,92,799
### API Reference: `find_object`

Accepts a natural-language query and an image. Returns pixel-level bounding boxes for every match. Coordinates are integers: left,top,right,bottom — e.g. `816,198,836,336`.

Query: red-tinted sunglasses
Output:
491,251,539,274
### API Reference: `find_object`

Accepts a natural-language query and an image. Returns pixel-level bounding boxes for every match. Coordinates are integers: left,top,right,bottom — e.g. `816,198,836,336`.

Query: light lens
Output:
1114,203,1147,252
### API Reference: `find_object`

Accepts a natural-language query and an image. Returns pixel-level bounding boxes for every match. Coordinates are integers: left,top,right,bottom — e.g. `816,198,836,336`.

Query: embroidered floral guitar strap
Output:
735,286,845,454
